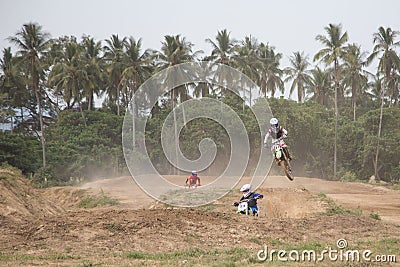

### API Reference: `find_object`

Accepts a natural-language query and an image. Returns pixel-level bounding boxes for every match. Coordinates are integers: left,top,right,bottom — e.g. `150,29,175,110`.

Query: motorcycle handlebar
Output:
271,137,285,144
238,196,263,203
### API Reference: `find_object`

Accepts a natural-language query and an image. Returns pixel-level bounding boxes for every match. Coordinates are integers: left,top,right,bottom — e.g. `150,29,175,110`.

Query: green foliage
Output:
369,212,381,220
0,131,41,174
360,108,400,181
339,171,358,182
32,165,57,187
318,192,362,216
45,110,125,182
78,193,118,208
2,95,400,185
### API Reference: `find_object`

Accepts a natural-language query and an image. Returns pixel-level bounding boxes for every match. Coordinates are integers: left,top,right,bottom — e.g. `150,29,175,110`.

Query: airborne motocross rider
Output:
263,118,292,161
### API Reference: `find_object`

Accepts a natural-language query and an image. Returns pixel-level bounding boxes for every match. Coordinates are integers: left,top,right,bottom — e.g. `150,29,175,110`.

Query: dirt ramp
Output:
45,186,88,208
260,188,326,219
262,176,400,225
0,168,63,222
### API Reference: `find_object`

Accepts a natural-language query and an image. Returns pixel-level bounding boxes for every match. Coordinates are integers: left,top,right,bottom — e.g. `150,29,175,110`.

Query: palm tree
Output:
82,36,105,110
257,43,284,97
8,23,50,168
314,23,348,179
157,35,199,103
120,37,152,107
284,51,312,103
119,37,153,147
157,35,197,174
308,67,332,106
48,41,90,125
307,66,334,107
206,29,235,66
192,60,214,98
206,29,236,96
0,47,27,128
367,26,400,179
342,44,368,121
367,26,400,106
103,34,127,115
232,35,260,104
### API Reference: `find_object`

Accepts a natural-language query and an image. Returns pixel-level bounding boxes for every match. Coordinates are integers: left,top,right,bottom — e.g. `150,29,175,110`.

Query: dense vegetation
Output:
1,23,399,185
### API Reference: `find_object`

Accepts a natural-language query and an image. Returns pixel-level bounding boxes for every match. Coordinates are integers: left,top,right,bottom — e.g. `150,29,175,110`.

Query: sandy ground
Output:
82,174,400,225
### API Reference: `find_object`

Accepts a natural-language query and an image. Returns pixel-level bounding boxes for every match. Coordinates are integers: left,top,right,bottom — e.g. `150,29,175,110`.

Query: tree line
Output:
0,23,399,184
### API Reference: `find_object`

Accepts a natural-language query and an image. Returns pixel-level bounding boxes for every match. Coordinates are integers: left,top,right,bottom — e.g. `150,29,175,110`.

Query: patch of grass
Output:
125,251,150,260
77,262,102,267
124,247,253,266
0,252,79,262
0,253,35,261
355,238,400,256
105,222,124,232
317,192,362,216
0,172,14,180
78,193,118,208
40,253,79,260
339,171,358,182
377,238,400,254
369,212,381,220
390,184,400,190
291,241,324,251
249,237,262,245
267,238,285,246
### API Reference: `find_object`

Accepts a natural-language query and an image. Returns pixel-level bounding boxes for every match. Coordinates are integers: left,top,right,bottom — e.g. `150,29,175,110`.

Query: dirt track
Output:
1,170,400,266
82,175,400,225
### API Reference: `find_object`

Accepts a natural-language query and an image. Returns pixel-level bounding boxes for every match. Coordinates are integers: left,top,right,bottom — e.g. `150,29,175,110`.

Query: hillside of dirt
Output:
0,168,64,222
1,168,400,266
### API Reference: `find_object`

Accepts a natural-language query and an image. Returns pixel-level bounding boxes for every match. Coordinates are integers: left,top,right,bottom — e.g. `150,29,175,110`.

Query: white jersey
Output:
264,126,288,144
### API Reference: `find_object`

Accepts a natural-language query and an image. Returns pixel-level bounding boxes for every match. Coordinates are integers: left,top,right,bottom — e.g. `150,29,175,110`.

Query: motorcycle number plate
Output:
275,149,282,159
238,202,248,211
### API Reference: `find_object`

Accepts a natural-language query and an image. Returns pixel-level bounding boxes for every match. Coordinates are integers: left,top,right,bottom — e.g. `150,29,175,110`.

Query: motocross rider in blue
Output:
233,184,263,215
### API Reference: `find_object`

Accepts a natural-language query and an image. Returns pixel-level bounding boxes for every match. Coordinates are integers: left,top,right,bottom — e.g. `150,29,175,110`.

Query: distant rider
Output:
263,117,292,160
186,171,201,188
233,184,263,215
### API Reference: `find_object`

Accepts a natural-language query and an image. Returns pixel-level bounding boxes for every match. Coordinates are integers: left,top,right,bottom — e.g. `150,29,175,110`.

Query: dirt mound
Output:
0,167,96,222
44,186,89,209
0,168,64,222
261,175,400,225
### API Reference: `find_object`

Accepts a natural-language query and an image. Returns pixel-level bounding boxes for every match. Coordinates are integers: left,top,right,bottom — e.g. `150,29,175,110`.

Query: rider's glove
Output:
283,134,287,139
233,202,239,207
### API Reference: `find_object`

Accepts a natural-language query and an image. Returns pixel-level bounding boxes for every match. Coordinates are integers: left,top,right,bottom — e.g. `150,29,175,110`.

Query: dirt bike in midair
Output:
271,138,294,181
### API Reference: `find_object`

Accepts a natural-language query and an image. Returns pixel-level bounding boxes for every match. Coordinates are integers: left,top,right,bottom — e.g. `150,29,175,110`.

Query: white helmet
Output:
270,118,279,132
240,184,252,198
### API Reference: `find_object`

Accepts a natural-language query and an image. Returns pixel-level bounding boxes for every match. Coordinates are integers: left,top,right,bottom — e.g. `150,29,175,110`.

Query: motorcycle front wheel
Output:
280,160,294,181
